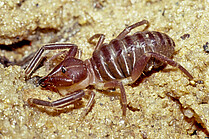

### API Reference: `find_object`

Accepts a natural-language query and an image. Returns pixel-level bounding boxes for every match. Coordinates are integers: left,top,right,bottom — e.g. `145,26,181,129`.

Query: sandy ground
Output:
0,0,209,138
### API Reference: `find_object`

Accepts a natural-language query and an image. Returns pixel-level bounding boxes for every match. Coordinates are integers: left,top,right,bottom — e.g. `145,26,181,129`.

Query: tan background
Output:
0,0,209,138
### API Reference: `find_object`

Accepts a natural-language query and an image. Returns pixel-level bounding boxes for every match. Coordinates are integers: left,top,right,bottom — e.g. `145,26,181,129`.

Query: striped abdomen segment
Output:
90,31,175,82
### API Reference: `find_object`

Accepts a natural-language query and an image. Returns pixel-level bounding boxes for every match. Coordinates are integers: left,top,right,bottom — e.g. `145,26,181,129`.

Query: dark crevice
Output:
0,40,32,67
0,40,31,51
166,94,209,137
127,102,140,112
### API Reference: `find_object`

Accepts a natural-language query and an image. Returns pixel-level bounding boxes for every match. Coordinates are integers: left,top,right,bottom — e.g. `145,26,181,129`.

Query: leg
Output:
131,52,193,82
88,34,105,50
28,90,85,107
45,48,82,73
104,81,127,117
45,50,68,73
116,20,150,39
76,49,82,59
25,43,78,78
80,90,95,118
28,90,95,117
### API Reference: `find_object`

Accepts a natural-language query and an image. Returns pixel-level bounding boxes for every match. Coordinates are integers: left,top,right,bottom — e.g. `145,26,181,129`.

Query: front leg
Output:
25,43,79,78
28,90,95,118
104,81,127,117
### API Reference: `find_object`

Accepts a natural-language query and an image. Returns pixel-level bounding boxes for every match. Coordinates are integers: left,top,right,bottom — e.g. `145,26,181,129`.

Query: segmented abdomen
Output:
90,31,175,82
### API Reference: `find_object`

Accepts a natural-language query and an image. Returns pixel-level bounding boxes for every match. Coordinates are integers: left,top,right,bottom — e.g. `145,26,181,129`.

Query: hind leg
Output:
88,34,105,50
116,20,150,39
131,52,193,82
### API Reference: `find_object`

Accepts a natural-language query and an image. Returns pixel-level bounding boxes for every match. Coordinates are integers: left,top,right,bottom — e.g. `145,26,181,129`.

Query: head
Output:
38,57,89,92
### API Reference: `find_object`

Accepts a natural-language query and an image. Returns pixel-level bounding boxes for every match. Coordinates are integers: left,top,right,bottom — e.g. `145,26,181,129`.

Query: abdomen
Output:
90,31,175,82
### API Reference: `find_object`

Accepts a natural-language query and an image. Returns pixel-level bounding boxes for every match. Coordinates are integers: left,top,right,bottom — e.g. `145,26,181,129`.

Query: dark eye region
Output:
38,78,47,87
61,66,67,73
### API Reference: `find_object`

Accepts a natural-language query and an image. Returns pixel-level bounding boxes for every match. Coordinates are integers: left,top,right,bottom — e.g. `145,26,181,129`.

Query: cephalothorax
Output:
25,20,193,117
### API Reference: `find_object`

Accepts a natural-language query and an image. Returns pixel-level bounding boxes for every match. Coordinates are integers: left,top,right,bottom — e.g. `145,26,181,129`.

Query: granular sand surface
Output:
0,0,209,138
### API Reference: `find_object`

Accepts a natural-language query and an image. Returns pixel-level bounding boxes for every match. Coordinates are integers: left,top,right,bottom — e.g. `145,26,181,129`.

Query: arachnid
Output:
25,20,193,117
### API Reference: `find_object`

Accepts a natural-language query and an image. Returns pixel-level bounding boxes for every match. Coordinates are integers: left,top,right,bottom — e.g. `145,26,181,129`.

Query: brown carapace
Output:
25,20,193,118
